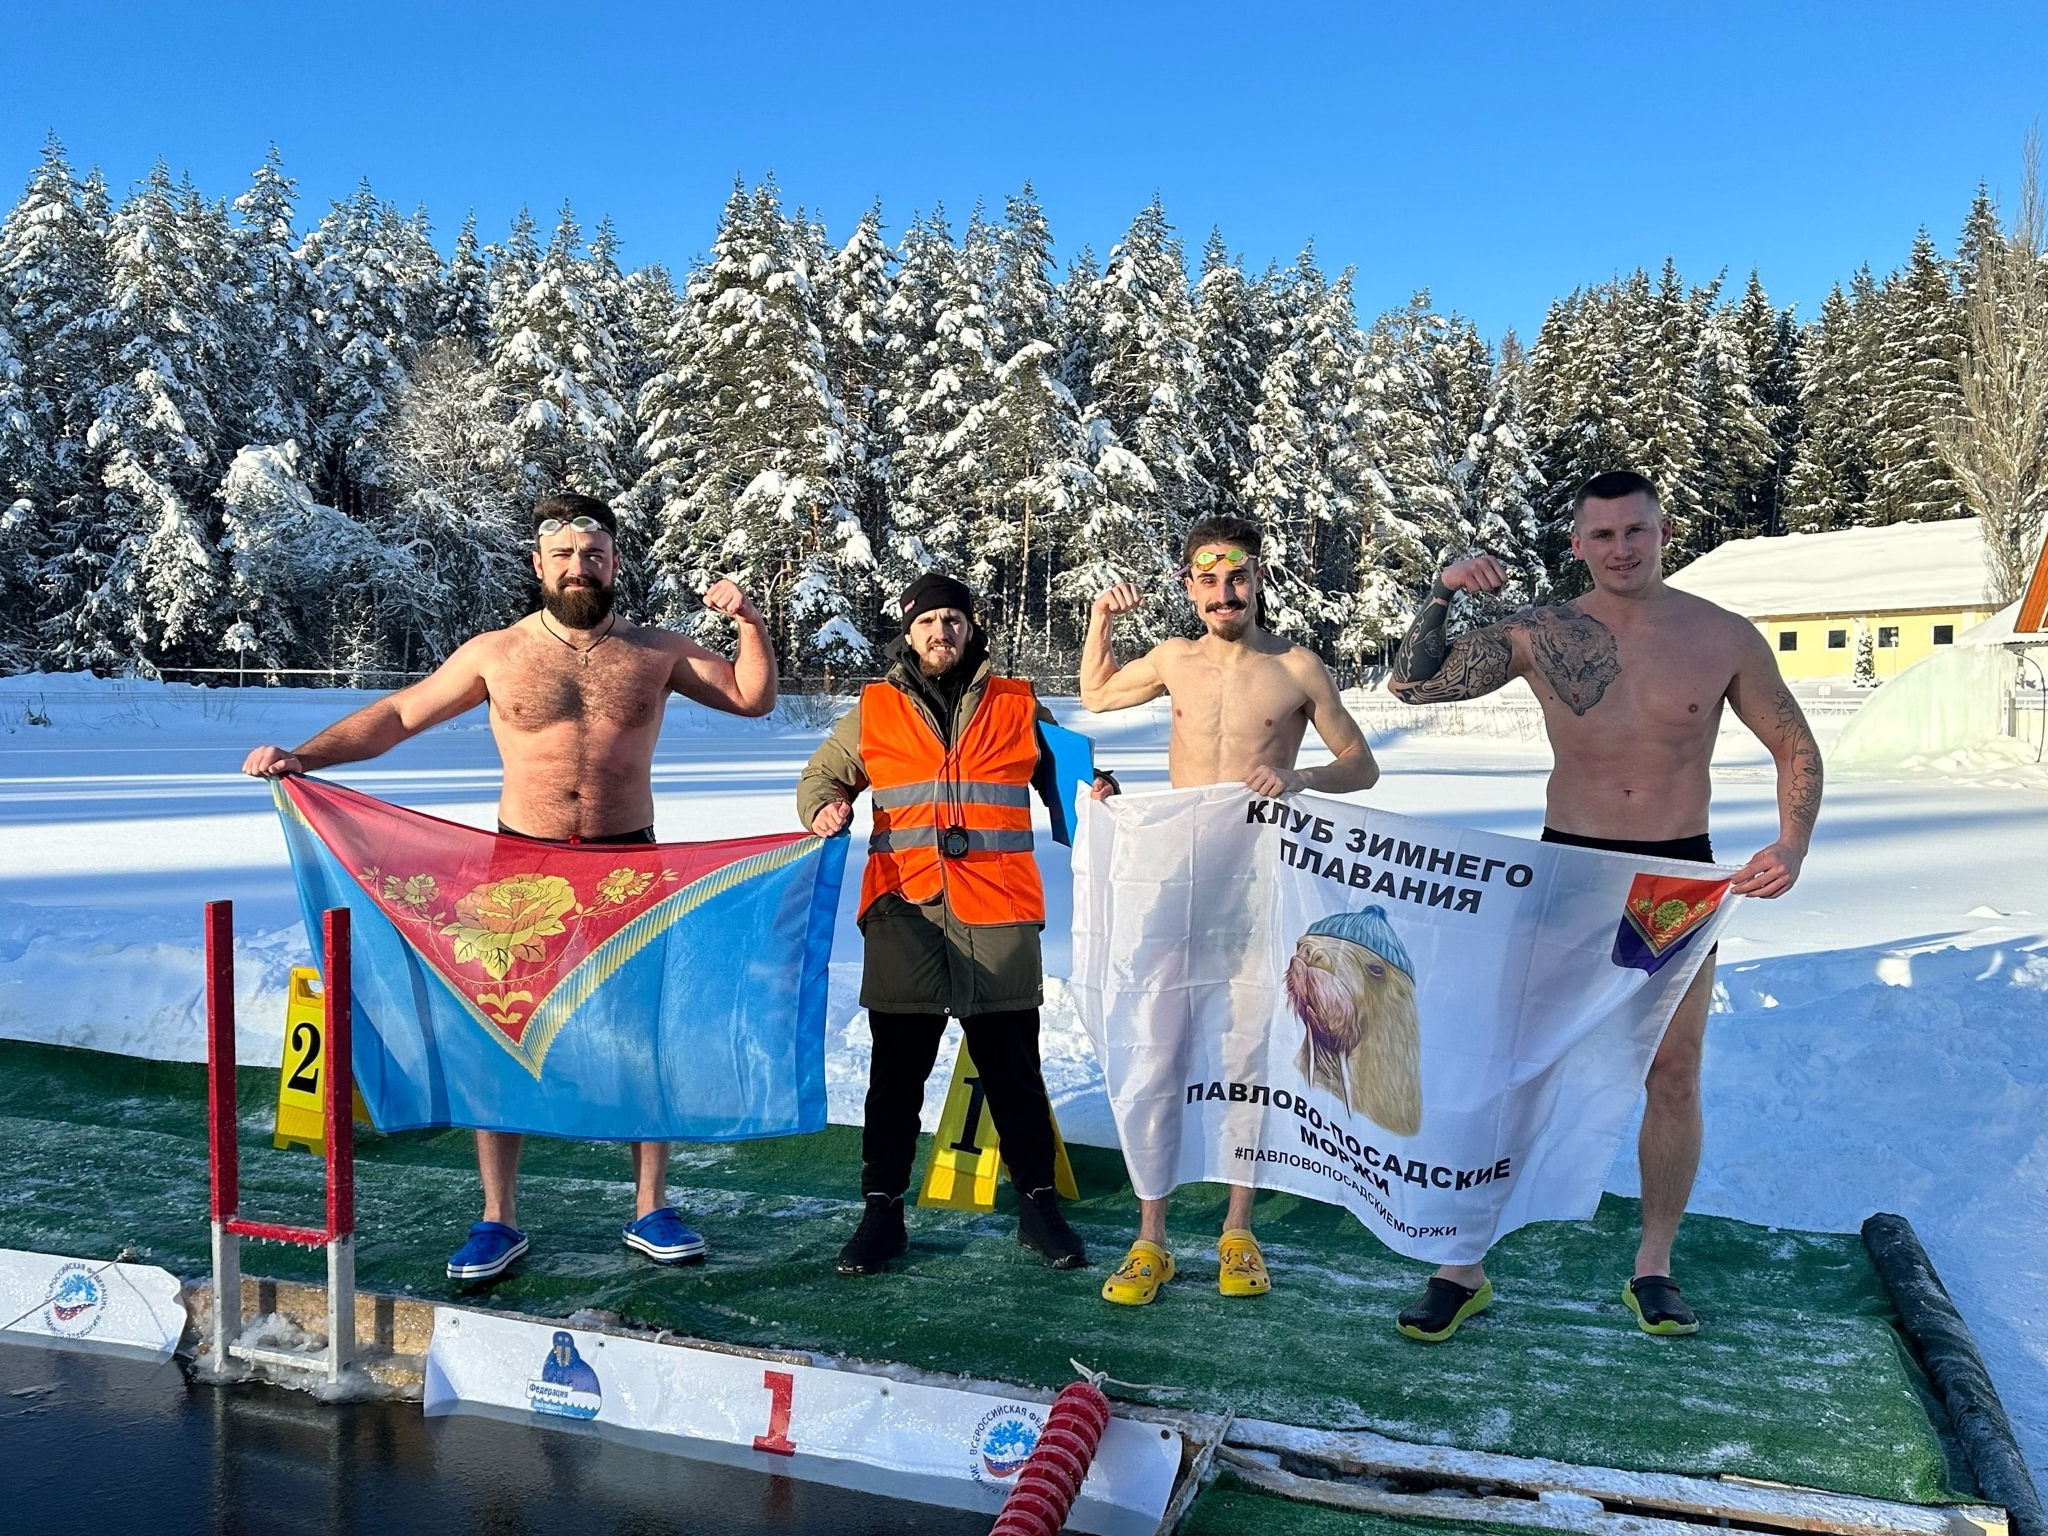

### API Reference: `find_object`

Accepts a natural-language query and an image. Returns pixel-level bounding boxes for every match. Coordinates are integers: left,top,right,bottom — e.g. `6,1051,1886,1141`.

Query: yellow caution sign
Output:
274,966,373,1154
916,1043,1079,1210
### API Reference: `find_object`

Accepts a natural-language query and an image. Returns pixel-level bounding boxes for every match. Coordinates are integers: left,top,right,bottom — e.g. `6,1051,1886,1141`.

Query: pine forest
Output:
0,136,2040,684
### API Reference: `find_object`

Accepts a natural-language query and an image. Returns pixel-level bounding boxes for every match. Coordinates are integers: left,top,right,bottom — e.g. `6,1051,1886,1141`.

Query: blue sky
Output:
6,2,2043,340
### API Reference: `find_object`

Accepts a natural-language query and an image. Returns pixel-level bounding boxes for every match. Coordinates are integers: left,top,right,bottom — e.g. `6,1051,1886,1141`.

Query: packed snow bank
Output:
1833,645,2016,770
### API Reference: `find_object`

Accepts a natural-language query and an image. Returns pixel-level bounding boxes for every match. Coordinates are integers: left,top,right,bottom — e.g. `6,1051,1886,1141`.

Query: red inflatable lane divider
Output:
989,1377,1112,1536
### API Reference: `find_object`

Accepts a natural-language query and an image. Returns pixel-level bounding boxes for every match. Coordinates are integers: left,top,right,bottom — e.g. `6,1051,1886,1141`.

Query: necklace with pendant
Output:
540,612,617,667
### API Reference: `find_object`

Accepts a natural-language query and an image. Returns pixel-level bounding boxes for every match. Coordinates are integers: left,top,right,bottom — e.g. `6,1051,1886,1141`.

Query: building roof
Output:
2016,529,2048,635
1664,519,1994,618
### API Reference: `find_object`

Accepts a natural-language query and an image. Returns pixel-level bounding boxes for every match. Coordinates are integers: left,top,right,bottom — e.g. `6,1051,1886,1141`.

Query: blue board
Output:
1039,722,1096,847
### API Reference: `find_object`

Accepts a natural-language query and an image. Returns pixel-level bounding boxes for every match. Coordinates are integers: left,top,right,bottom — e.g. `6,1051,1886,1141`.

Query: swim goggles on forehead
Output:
535,515,606,538
1178,546,1253,576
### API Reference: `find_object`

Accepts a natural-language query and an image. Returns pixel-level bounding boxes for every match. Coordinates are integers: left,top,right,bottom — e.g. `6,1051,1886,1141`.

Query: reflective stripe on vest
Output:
857,675,1045,925
869,780,1033,812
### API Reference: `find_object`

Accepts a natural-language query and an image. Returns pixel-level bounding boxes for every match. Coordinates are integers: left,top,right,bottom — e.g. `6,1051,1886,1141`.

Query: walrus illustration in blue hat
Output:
1283,906,1423,1135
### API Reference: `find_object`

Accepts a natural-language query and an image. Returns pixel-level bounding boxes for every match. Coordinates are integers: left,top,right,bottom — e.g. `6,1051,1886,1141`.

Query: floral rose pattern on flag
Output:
442,874,580,979
356,859,683,1044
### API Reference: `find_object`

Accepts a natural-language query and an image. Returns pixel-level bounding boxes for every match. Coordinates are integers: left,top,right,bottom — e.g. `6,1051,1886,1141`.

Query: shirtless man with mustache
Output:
242,493,775,1284
1080,514,1380,1306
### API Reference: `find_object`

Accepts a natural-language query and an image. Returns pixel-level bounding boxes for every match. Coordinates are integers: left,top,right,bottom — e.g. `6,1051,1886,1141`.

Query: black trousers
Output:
861,1008,1058,1199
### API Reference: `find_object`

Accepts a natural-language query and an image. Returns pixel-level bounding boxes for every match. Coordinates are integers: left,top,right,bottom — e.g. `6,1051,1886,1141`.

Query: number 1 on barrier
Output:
273,966,373,1153
916,1044,1079,1210
753,1369,797,1455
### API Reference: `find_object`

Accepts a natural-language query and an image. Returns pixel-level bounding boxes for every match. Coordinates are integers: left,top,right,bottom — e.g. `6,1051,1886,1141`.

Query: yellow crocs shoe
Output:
1218,1229,1271,1297
1101,1240,1175,1305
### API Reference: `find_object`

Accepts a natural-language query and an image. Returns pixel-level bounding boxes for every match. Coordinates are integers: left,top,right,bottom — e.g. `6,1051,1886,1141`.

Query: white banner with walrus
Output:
1071,785,1740,1265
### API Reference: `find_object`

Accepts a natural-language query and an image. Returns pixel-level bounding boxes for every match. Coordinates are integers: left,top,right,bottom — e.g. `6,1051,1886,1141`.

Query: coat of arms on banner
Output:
1613,872,1730,975
1283,905,1423,1135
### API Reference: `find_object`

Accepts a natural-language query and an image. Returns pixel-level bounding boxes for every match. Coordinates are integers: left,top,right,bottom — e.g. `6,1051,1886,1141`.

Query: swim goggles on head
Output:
1178,546,1252,576
536,515,606,537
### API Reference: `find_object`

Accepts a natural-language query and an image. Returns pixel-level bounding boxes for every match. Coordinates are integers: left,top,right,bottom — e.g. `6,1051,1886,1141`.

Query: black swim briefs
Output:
1541,826,1714,864
496,822,657,845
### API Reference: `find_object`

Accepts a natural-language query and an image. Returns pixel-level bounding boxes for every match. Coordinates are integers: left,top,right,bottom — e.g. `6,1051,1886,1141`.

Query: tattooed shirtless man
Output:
1385,469,1822,1341
1081,514,1380,1306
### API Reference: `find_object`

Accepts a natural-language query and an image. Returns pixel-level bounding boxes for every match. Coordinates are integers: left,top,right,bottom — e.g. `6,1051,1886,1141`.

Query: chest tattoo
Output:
1521,606,1619,716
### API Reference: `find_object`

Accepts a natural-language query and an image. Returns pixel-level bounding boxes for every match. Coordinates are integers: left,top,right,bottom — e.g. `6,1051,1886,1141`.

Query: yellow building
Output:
1664,520,1997,682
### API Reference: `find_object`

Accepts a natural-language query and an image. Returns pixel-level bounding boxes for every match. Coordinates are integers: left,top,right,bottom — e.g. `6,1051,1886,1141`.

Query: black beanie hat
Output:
897,573,976,634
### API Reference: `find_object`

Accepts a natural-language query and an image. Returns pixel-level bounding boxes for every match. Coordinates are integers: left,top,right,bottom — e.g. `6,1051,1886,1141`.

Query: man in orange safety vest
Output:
799,573,1112,1277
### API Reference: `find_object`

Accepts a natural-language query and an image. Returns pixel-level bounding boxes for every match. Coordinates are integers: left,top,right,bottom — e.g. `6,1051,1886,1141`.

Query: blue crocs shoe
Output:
622,1206,707,1264
447,1221,528,1283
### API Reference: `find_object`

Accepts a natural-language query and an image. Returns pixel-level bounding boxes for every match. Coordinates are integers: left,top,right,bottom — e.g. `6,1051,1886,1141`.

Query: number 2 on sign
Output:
285,1020,321,1094
754,1369,796,1456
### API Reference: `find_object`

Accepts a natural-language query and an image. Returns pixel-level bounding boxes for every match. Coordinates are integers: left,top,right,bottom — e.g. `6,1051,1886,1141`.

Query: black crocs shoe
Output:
1017,1188,1087,1270
1624,1275,1699,1335
836,1194,907,1276
1396,1276,1494,1342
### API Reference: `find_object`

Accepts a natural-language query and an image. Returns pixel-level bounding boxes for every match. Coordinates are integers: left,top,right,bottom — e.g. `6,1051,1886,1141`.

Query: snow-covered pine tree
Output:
612,261,677,405
1350,292,1468,649
218,438,383,673
1867,230,1965,525
1460,331,1544,609
227,146,321,455
977,186,1095,663
1081,200,1209,564
1693,279,1780,553
881,206,992,591
0,136,114,660
1054,245,1103,414
77,164,238,669
1627,260,1710,559
372,337,533,663
1192,231,1266,525
1785,281,1877,532
1051,201,1209,645
435,211,491,348
485,201,631,501
818,204,894,633
1243,253,1367,649
1522,285,1638,593
304,181,424,522
641,178,865,666
992,185,1055,359
1720,271,1802,538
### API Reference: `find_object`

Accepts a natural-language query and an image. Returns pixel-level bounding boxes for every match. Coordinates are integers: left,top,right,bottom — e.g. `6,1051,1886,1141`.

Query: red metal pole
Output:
323,907,355,1242
205,900,238,1224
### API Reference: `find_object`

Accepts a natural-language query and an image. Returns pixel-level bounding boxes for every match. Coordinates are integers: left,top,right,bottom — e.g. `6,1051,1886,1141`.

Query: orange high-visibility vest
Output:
858,675,1044,925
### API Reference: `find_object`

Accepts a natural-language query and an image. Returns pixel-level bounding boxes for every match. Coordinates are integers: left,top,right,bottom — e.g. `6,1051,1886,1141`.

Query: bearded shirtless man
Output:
1385,469,1822,1341
1080,514,1380,1306
241,493,775,1285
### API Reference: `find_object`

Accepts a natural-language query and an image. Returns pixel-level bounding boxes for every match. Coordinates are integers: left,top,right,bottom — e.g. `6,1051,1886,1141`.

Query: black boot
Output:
1017,1188,1087,1270
837,1194,907,1276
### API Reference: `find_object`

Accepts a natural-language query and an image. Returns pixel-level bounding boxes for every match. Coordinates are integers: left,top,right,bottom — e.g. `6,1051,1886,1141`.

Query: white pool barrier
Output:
0,1246,186,1364
424,1308,1181,1536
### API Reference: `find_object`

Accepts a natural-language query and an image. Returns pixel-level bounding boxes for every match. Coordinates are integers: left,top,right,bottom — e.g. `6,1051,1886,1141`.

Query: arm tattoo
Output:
1393,626,1514,704
1522,606,1619,716
1771,686,1824,839
1391,582,1455,686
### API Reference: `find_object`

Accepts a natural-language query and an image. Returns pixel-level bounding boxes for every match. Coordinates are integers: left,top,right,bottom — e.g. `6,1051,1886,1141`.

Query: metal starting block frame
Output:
205,899,356,1383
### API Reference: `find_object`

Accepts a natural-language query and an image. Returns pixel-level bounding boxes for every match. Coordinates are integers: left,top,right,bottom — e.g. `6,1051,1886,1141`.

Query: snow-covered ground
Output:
2,671,2045,1472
